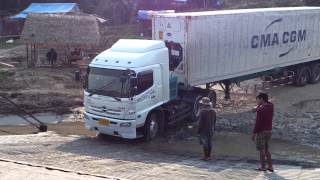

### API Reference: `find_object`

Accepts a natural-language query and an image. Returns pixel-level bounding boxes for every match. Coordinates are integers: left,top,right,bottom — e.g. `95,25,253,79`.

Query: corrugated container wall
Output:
153,7,320,86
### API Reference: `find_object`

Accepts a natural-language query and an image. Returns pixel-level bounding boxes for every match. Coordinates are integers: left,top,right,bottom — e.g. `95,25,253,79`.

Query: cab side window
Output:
137,70,153,94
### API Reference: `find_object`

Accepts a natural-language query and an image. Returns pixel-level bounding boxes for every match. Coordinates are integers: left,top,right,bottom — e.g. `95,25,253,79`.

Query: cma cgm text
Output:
251,30,307,48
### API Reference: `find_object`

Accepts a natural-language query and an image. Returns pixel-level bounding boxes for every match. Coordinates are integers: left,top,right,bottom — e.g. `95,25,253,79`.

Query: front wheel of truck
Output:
144,113,160,141
190,95,204,122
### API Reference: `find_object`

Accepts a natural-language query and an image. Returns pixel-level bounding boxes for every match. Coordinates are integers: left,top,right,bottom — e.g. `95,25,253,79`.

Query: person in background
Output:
198,97,216,161
252,93,274,172
213,0,224,8
46,48,57,66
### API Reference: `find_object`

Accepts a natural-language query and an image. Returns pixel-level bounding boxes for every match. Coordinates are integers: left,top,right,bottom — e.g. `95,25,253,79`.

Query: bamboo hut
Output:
21,13,100,67
6,3,80,37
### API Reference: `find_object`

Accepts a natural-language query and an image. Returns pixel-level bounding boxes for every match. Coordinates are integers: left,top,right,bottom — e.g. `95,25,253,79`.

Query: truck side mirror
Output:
83,79,87,89
129,77,138,96
130,77,138,87
83,69,89,89
130,86,138,96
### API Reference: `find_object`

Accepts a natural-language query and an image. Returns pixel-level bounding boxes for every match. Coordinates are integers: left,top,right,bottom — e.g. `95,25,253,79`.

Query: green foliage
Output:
223,0,304,9
304,0,320,6
81,0,137,25
1,0,310,25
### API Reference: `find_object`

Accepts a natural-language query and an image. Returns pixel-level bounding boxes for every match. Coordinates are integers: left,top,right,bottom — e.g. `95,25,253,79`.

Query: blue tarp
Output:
11,3,79,19
138,10,175,20
174,0,189,2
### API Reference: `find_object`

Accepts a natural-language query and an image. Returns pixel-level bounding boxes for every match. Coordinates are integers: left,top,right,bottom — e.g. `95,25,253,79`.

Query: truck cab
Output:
84,39,170,139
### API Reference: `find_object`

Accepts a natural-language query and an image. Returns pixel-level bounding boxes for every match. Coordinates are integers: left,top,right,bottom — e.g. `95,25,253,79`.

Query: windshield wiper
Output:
88,89,121,102
88,80,122,101
88,80,113,94
111,96,121,101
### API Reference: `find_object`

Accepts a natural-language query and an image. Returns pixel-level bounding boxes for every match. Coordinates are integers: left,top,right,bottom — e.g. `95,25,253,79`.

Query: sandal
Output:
200,157,211,161
200,157,207,161
254,167,266,171
267,168,274,172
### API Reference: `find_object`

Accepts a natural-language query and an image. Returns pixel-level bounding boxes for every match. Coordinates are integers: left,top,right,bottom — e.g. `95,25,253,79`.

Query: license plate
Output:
99,119,109,126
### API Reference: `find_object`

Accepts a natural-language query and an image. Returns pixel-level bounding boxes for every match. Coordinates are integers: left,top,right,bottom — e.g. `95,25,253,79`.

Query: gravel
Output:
213,83,320,149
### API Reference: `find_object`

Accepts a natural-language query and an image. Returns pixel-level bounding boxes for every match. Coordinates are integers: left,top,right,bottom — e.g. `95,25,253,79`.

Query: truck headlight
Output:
120,122,131,127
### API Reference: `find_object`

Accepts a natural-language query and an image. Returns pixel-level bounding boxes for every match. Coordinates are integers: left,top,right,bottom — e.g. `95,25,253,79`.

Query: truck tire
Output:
144,113,160,141
191,95,203,122
308,64,320,84
96,132,109,139
294,66,310,87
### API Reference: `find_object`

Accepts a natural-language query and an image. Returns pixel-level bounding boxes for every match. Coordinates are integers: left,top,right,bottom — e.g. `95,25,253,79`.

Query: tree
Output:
304,0,320,6
95,0,135,25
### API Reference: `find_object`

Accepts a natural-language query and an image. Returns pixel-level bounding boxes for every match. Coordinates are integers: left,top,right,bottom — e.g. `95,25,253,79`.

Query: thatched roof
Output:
21,14,100,46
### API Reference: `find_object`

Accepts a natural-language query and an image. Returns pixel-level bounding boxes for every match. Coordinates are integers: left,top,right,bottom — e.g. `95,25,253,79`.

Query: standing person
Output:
213,0,224,8
252,93,274,172
198,97,216,161
46,48,57,66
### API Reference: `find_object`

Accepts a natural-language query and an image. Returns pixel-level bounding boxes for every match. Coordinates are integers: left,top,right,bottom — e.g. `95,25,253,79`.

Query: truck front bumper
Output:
84,112,137,139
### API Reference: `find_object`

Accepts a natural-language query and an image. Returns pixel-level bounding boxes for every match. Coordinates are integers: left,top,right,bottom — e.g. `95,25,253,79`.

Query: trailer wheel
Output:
308,64,320,84
294,67,310,87
191,95,203,122
144,113,160,141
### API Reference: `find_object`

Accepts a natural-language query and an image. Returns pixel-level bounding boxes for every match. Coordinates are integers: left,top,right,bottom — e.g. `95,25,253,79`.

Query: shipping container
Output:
153,7,320,86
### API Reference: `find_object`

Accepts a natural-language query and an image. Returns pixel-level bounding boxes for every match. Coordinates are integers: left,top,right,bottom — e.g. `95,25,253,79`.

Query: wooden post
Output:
26,43,29,67
30,43,33,67
34,44,36,67
34,44,38,67
32,43,36,67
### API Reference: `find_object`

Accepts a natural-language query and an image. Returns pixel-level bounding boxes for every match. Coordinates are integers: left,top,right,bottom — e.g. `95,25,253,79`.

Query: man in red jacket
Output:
252,93,274,172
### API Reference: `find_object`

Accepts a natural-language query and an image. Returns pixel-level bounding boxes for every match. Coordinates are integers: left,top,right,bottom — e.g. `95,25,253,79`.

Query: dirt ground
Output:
0,122,94,136
0,124,319,180
0,67,84,114
0,44,84,114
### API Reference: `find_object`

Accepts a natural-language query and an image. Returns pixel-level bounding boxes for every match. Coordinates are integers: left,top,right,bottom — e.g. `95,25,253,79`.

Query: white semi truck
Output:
84,7,320,140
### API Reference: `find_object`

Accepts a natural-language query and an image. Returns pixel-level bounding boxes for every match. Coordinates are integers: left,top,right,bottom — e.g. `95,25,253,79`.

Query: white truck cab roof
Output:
90,39,167,69
111,39,165,53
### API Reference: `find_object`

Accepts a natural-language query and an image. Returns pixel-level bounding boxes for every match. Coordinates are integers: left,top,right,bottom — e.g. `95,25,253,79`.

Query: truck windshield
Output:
85,67,131,98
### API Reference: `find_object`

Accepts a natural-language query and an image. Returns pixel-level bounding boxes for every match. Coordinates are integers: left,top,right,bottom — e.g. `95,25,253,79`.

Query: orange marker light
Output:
159,31,163,39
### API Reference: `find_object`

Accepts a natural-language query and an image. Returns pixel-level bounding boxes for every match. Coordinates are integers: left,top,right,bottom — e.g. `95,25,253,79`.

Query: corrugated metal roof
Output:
11,3,79,19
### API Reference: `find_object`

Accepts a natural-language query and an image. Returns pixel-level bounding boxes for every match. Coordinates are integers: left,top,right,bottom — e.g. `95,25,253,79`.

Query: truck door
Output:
134,65,162,125
153,65,163,102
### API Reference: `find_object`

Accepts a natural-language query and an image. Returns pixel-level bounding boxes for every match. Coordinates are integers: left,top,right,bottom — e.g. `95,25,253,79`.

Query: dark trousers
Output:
201,136,212,158
203,143,212,157
48,58,56,66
